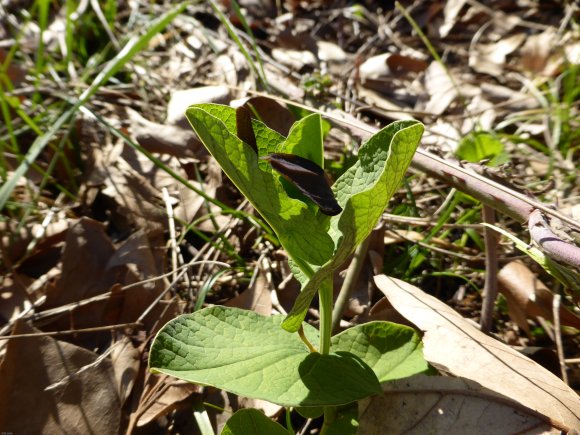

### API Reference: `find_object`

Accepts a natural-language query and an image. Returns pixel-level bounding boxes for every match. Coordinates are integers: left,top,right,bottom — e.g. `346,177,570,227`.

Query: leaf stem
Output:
320,406,337,435
298,325,318,353
318,277,333,355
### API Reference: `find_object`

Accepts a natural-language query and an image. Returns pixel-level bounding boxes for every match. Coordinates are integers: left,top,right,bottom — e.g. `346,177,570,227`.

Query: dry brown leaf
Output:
469,33,526,76
111,337,141,406
359,53,391,82
357,87,414,121
263,63,305,101
235,96,296,137
422,62,458,115
498,261,580,333
127,108,203,158
386,54,428,75
135,378,199,427
359,375,559,434
225,267,272,315
0,274,32,328
438,0,467,38
374,275,580,430
520,29,557,75
99,152,166,233
316,41,347,63
271,47,317,70
166,86,231,128
0,213,69,264
0,320,121,433
43,218,117,311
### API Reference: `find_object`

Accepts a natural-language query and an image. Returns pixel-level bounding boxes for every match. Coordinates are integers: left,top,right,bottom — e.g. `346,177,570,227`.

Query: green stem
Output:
318,277,333,355
320,406,337,435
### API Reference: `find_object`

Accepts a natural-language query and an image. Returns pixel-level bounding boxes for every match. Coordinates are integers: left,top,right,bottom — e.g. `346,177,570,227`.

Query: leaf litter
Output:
0,0,578,433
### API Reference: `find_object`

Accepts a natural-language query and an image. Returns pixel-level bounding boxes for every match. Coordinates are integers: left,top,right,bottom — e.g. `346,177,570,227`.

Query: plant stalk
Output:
320,406,337,435
318,277,333,355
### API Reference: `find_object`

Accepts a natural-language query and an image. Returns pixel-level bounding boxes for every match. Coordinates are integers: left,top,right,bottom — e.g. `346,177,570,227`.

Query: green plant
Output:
149,104,427,433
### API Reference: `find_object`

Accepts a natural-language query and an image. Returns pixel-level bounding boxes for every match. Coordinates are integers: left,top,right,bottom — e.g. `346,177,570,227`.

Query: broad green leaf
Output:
279,113,324,166
221,409,289,435
149,306,381,407
456,131,508,166
331,321,429,382
187,105,334,266
282,120,424,331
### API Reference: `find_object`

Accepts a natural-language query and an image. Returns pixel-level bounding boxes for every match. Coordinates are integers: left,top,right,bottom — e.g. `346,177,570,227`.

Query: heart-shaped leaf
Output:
149,306,382,407
331,321,430,382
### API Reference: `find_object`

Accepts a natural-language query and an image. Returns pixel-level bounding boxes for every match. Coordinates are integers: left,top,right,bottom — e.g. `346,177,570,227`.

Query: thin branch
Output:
331,236,371,334
480,205,498,334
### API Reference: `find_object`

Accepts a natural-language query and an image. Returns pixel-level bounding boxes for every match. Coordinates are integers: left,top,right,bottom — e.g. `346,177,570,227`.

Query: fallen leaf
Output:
359,53,391,82
498,261,580,333
235,96,296,137
469,33,526,76
271,47,317,70
135,377,199,427
43,218,118,312
166,86,231,128
0,320,121,433
438,0,467,38
386,54,428,75
359,375,559,434
127,108,203,158
374,275,580,430
316,41,347,63
111,337,141,405
225,267,273,316
422,62,458,115
520,29,557,75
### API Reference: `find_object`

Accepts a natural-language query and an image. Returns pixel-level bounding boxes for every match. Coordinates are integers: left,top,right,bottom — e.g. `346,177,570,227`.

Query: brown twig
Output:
480,205,499,334
552,294,569,385
331,236,371,333
529,209,580,270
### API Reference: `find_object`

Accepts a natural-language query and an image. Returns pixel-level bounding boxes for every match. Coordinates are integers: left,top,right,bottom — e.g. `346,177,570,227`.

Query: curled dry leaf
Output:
111,337,141,406
498,260,580,334
135,378,200,428
374,275,580,431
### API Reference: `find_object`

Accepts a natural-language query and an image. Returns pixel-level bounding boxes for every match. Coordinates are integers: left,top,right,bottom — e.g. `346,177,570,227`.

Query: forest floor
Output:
0,1,579,433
